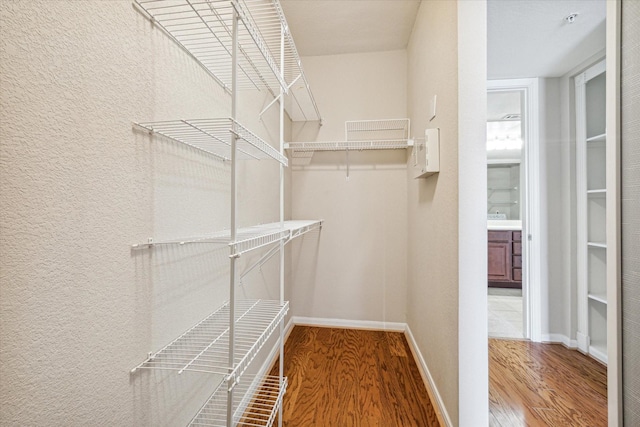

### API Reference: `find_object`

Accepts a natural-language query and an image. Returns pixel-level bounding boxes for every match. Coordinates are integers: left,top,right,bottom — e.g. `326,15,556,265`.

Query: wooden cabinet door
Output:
488,242,512,281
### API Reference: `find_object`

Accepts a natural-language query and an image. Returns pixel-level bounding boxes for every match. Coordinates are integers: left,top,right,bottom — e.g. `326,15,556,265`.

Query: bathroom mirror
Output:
487,90,524,221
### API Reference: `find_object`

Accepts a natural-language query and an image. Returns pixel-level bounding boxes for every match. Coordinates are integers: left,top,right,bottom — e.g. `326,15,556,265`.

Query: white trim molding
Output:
541,333,578,349
290,316,406,332
606,0,622,424
405,325,454,427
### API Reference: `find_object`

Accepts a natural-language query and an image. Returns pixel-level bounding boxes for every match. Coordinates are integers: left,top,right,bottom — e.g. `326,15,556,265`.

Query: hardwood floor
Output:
269,326,440,427
489,339,607,427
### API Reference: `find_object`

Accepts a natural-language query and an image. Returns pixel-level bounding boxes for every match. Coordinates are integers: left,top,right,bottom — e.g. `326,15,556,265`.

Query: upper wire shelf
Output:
134,0,321,122
285,140,412,152
131,220,322,256
131,299,288,385
189,374,287,426
285,119,412,165
134,118,287,166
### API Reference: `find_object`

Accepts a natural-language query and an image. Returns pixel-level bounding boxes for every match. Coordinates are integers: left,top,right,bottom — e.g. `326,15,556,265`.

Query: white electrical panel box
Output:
412,128,440,179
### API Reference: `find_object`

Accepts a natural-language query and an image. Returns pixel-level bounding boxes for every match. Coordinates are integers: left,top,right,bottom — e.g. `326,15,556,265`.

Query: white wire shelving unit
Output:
132,1,322,426
134,0,321,122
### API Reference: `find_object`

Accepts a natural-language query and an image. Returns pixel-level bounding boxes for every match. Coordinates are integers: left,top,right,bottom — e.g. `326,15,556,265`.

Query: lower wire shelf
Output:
189,375,287,427
131,299,288,383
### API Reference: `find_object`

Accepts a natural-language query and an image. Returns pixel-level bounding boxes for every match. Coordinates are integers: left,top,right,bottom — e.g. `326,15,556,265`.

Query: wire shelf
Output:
131,220,322,254
285,139,412,152
189,375,287,426
284,119,412,158
134,118,287,165
132,299,288,381
240,0,321,121
135,0,284,92
135,0,321,122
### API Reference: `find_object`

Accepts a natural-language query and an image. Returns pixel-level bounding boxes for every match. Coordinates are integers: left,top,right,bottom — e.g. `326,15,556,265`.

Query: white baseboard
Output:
403,325,453,427
284,316,295,340
541,333,578,348
588,345,608,365
576,331,589,351
291,316,406,332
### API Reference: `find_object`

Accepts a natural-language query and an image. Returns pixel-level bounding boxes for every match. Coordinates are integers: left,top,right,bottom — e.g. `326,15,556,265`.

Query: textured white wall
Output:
288,50,408,324
0,1,284,425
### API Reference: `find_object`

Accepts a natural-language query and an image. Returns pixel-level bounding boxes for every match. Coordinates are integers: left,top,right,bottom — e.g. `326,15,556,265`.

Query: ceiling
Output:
280,0,421,56
488,0,606,78
280,0,606,79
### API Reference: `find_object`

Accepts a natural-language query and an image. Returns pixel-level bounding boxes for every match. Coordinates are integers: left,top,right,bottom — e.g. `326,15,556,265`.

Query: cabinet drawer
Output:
513,255,522,268
488,230,511,242
513,268,522,281
513,242,522,255
513,231,522,242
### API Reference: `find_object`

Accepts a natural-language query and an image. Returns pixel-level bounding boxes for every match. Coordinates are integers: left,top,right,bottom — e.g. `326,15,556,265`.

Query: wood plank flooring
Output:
489,339,607,427
269,326,440,427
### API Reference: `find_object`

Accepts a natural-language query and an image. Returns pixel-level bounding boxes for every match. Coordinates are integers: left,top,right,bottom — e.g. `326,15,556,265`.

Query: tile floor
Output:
488,287,523,339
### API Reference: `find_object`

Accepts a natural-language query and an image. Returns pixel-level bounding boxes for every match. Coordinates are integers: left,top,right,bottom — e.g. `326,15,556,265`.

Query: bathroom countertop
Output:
487,220,522,231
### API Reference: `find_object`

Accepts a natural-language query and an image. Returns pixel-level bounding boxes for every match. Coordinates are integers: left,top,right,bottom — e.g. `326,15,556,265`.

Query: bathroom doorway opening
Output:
487,79,542,342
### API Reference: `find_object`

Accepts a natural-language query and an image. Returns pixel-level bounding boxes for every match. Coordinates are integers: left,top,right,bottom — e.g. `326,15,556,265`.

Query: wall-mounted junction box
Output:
412,128,440,179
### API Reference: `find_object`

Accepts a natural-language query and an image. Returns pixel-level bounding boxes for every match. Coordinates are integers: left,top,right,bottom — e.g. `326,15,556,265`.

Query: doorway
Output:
487,88,525,339
487,79,541,342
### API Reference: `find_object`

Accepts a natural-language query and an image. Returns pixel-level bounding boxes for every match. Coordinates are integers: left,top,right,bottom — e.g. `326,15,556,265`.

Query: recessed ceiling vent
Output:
502,114,521,120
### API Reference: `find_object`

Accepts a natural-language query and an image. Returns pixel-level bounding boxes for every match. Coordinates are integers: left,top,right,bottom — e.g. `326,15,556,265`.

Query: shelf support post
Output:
228,6,239,427
278,20,285,427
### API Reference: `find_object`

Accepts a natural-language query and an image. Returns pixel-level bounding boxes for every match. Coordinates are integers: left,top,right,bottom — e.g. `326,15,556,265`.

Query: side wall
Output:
406,2,459,422
406,1,487,424
0,2,286,425
289,50,409,325
554,50,606,344
540,78,564,338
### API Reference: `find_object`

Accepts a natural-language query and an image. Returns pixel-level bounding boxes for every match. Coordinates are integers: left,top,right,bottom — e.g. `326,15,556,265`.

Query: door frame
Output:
605,1,621,425
487,78,542,342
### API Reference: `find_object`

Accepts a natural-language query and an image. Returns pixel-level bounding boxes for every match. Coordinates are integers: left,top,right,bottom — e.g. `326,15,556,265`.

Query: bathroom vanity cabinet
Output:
488,230,522,288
